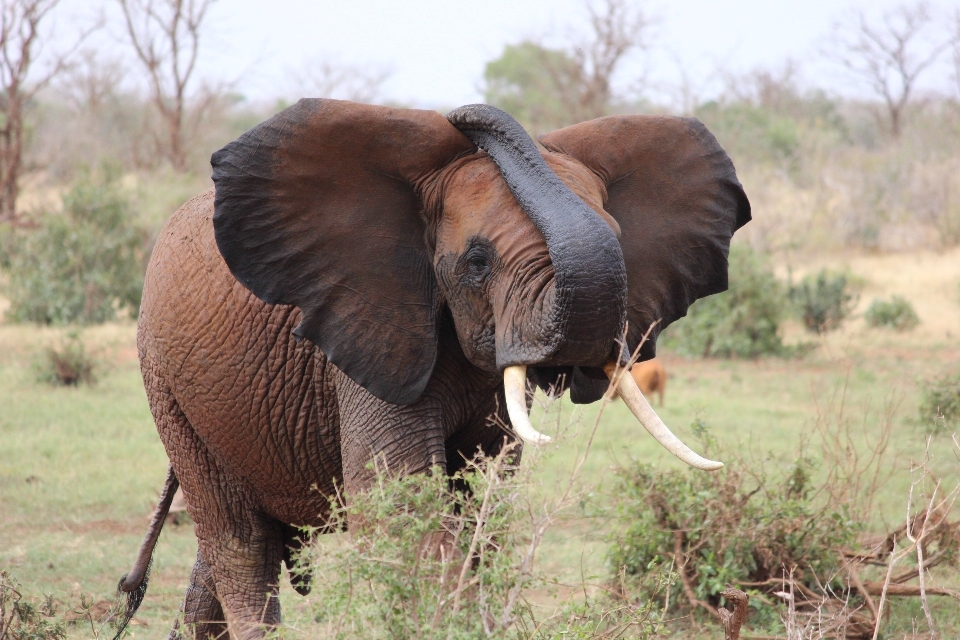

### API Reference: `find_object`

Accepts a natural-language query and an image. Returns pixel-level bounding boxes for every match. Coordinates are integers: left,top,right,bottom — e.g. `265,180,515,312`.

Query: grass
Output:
1,249,959,638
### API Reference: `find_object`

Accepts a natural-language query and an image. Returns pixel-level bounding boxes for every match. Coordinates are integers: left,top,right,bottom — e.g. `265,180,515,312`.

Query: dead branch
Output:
0,0,95,223
827,2,954,138
718,587,749,640
117,0,216,171
861,582,959,598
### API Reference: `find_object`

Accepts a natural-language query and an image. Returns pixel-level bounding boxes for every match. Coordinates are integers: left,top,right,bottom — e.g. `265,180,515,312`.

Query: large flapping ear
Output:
540,115,751,361
212,99,475,405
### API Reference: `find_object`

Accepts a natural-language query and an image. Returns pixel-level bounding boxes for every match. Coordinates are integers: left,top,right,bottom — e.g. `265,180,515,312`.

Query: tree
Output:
829,2,952,138
483,0,652,133
291,57,390,103
483,42,580,132
117,0,217,172
0,0,86,223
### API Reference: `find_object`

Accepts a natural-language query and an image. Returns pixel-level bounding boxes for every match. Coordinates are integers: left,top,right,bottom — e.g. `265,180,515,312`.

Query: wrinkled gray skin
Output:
125,100,749,640
139,199,509,638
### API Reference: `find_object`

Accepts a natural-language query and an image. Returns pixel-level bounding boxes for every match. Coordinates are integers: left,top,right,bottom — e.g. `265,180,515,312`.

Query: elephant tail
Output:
112,465,179,640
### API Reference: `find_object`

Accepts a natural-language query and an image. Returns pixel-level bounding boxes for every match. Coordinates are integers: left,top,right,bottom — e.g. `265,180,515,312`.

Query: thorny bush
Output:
0,572,66,640
33,331,96,386
918,373,960,434
609,423,857,631
2,168,146,325
863,295,920,332
292,444,671,640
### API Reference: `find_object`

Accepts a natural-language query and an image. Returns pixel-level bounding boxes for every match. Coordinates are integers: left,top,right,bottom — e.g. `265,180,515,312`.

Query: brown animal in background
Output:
630,359,666,406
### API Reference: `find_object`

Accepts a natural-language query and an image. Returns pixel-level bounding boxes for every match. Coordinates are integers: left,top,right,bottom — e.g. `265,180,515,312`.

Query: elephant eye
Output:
459,242,494,288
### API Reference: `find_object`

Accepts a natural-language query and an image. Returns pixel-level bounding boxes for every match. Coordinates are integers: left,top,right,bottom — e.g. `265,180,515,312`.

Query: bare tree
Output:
56,49,126,116
117,0,217,172
0,0,90,223
829,2,952,138
291,57,391,103
953,9,960,99
557,0,653,122
483,0,653,133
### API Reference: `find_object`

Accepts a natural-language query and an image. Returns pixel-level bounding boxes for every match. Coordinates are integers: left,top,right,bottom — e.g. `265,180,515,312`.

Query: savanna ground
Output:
1,246,958,639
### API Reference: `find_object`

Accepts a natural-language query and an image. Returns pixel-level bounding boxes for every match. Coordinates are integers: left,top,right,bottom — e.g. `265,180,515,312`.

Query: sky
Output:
52,0,959,110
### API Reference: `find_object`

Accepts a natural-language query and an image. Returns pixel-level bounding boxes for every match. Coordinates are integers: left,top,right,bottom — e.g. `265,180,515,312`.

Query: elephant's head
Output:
211,99,750,468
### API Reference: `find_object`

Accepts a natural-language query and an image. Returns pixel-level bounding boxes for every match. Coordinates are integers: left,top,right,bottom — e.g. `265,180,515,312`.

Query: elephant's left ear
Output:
540,115,750,360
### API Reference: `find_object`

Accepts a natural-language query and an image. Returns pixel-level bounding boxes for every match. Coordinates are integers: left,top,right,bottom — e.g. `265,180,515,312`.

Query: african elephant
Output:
115,100,749,639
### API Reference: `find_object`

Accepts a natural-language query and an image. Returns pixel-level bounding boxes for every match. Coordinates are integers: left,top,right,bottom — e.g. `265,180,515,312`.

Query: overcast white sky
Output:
53,0,960,110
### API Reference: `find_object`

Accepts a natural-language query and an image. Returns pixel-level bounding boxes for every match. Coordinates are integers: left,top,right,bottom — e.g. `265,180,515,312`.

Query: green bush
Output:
789,269,858,333
919,373,960,433
609,453,856,627
2,172,146,325
864,295,920,331
295,449,668,639
0,571,67,640
661,245,788,358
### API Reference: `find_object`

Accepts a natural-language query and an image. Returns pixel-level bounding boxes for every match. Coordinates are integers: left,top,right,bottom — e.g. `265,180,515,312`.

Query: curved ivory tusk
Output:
604,363,723,471
503,365,551,445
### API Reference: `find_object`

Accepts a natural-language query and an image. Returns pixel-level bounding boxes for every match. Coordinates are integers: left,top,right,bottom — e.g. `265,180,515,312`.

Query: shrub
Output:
0,571,67,640
294,448,669,639
661,245,788,358
919,373,960,433
34,332,96,386
789,269,858,333
864,295,919,331
609,451,856,628
3,171,146,325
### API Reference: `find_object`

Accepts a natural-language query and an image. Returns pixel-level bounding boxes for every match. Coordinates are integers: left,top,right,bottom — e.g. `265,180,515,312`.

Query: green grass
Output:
1,322,958,638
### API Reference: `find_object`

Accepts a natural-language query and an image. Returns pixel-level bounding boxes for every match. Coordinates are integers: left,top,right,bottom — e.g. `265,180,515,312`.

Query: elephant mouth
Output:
504,363,724,471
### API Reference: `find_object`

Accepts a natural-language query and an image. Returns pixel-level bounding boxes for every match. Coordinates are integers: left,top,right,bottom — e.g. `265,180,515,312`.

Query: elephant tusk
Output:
503,365,551,445
604,363,723,471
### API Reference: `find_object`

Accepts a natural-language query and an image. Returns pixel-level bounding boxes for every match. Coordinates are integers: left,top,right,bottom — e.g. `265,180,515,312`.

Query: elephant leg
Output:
168,551,227,640
173,507,284,640
198,509,285,640
333,367,448,495
148,386,285,640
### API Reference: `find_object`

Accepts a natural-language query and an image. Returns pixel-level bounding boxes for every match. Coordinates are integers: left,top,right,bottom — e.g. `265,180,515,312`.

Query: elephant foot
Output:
168,551,228,639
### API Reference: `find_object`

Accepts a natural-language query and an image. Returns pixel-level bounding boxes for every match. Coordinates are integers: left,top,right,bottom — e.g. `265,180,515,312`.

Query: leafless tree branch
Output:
567,0,653,121
117,0,216,171
0,0,97,223
290,57,390,103
828,2,952,138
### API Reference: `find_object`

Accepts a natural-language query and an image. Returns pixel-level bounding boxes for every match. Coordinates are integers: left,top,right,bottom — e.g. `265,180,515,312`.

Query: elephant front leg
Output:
334,367,447,496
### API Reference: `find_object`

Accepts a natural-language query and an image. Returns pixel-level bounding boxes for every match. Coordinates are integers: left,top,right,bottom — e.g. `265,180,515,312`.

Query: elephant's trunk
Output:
446,105,627,369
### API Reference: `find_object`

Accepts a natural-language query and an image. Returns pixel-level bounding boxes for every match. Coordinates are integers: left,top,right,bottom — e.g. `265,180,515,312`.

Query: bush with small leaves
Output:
661,245,790,358
295,448,670,639
789,269,858,333
864,295,919,331
607,420,878,634
919,373,960,434
0,571,67,640
3,170,146,325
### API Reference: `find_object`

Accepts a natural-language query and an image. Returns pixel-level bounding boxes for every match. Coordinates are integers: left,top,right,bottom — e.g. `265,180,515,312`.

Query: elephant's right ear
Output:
211,99,475,405
540,115,750,364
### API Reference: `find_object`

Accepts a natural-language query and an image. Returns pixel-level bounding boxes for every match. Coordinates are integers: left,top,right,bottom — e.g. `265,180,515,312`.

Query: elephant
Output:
114,99,750,639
